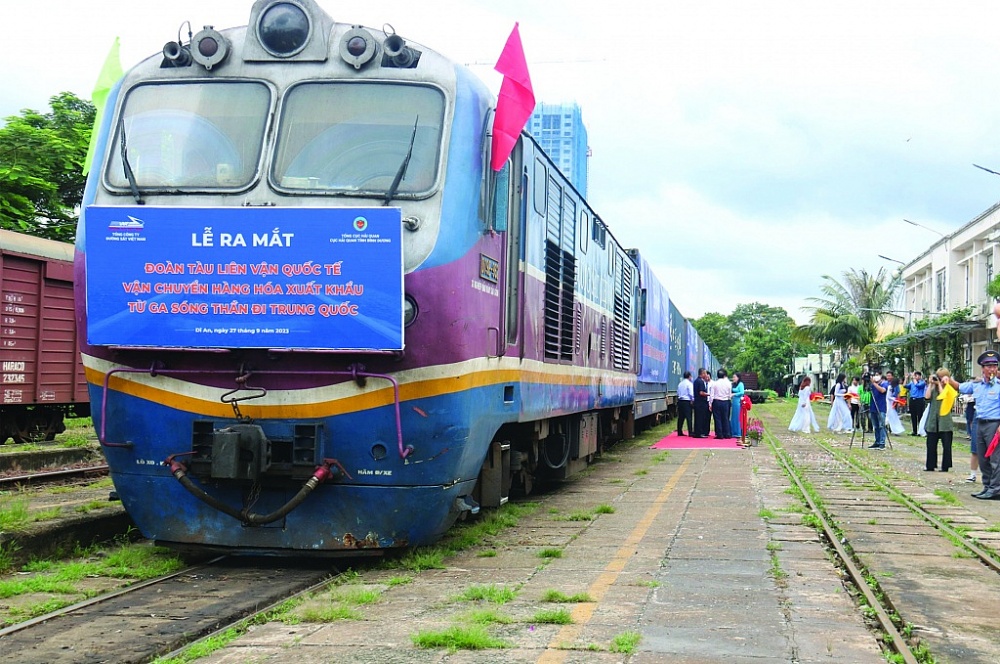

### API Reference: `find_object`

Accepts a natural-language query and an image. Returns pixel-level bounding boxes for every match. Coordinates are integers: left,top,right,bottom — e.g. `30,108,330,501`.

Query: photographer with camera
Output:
945,350,1000,499
905,371,927,436
866,371,889,449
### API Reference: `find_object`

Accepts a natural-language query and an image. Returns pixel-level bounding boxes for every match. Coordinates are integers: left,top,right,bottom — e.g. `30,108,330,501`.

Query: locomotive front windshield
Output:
106,82,270,190
272,82,445,196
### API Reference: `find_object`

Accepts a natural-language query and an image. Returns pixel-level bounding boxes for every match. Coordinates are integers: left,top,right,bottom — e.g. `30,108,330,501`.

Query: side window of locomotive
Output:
579,210,589,254
273,82,445,195
107,82,270,190
592,216,607,249
491,161,510,232
533,159,547,215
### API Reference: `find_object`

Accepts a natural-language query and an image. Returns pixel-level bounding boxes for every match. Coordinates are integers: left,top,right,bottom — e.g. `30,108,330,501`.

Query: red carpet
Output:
649,430,745,450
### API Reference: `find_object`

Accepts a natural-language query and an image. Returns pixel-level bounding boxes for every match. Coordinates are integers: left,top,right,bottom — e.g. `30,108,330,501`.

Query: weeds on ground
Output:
532,608,572,624
299,604,361,621
0,539,183,626
0,541,20,574
441,501,539,552
0,494,30,530
397,547,447,572
461,608,513,625
542,589,592,603
933,489,960,506
411,625,508,652
609,630,641,654
75,500,110,514
455,584,517,605
386,575,413,586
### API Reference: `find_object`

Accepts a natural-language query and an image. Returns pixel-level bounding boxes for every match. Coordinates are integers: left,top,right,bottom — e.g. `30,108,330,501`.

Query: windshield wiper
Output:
382,115,419,207
119,114,144,205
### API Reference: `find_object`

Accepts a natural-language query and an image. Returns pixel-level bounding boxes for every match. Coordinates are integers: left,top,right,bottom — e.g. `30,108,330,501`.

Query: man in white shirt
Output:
709,369,734,439
677,371,694,436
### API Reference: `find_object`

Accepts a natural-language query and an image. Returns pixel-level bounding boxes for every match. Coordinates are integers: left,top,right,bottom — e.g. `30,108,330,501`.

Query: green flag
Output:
83,37,123,175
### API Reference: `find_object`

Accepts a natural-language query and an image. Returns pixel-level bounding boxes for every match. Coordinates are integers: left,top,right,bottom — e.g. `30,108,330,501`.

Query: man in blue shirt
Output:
949,350,1000,498
868,371,889,449
904,371,927,436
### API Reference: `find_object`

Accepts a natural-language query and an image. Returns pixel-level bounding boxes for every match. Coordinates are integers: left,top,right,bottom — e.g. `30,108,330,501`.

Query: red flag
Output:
491,23,535,171
988,427,1000,458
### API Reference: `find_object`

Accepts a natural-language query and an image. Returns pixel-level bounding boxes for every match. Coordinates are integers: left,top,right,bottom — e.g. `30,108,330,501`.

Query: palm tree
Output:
795,267,902,362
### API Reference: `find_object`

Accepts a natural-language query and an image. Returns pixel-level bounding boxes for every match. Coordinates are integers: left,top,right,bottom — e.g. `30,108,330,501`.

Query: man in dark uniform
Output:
693,368,711,438
947,350,1000,499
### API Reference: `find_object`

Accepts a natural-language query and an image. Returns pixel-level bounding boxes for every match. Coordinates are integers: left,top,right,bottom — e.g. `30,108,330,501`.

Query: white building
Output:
894,201,1000,378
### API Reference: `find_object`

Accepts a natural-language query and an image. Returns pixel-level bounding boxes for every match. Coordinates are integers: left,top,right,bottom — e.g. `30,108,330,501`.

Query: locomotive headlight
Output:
258,1,311,57
339,27,377,69
403,295,418,327
191,26,230,70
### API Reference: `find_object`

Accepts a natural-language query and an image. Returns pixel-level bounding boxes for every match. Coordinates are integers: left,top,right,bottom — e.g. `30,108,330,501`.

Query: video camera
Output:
861,372,871,384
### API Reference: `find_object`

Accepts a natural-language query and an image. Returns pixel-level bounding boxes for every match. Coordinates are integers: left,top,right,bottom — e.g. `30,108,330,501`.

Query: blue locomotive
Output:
75,0,717,554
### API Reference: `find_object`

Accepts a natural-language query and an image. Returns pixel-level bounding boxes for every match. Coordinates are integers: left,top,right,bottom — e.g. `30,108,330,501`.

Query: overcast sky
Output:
5,0,1000,323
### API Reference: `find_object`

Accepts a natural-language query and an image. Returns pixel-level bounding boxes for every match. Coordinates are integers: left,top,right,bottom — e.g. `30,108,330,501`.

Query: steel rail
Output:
814,436,1000,574
153,568,343,661
764,431,919,664
0,556,227,639
0,464,109,488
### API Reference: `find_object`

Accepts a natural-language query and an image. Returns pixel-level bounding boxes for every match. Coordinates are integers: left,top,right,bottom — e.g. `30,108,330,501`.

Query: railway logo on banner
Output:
83,206,404,351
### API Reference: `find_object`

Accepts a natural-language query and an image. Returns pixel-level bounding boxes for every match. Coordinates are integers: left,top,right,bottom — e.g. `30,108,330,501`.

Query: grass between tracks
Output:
2,416,98,451
0,476,118,535
0,532,184,626
758,401,937,663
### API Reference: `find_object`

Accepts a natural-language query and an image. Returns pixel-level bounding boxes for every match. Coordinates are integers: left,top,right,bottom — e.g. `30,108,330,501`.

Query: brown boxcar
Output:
0,229,89,443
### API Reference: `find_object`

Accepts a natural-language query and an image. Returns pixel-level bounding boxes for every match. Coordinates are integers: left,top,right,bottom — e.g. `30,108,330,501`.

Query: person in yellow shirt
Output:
923,369,955,472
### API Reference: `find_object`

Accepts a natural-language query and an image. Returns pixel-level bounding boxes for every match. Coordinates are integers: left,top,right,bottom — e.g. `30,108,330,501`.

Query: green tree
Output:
692,312,739,367
733,325,793,390
0,91,95,242
795,267,901,362
729,302,795,336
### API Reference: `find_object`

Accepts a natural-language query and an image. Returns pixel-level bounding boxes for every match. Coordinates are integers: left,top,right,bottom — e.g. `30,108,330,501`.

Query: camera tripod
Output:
849,402,893,450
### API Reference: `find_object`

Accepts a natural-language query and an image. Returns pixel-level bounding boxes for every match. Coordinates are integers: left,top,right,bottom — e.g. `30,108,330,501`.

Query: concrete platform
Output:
193,433,885,663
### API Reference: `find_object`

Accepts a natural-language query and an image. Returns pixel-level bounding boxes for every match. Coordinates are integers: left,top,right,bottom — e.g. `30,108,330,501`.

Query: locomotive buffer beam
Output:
164,454,347,526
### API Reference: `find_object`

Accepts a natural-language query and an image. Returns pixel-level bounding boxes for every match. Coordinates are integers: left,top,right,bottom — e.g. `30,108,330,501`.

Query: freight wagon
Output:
0,230,89,444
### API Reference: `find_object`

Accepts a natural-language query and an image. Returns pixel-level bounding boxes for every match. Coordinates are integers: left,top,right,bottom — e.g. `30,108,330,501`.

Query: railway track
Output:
0,556,337,663
0,464,109,490
767,421,1000,663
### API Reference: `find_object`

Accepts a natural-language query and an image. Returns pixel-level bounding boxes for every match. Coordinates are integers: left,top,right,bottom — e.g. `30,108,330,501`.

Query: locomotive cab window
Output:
533,159,547,215
272,82,445,196
107,82,270,191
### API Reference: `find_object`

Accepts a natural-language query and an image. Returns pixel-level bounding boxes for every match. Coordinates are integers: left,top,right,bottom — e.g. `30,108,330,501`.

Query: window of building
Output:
965,263,971,306
935,269,946,311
